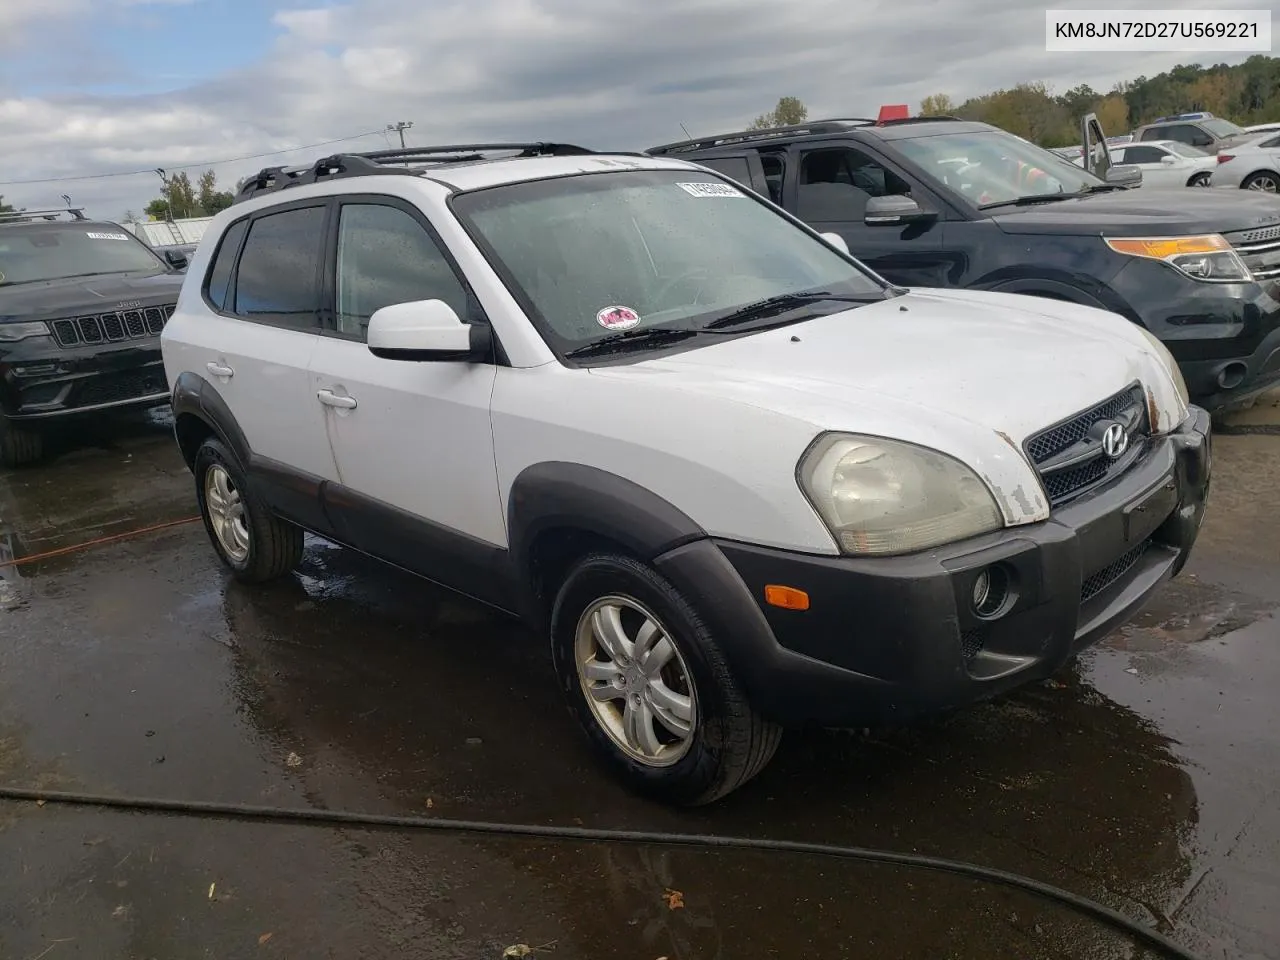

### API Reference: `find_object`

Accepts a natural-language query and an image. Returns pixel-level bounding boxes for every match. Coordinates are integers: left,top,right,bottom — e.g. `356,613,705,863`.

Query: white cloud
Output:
0,0,1267,218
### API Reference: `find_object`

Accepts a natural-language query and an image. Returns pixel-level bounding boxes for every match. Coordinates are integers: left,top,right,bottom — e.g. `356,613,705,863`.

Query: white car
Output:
160,143,1212,805
1211,132,1280,192
1071,140,1216,187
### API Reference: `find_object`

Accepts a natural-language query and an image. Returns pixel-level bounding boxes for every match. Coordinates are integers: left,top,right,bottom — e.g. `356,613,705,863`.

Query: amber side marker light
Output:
764,585,810,610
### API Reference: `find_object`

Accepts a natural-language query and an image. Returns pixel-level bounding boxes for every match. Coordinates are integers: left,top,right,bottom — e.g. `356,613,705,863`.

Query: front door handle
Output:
317,389,357,410
206,362,234,378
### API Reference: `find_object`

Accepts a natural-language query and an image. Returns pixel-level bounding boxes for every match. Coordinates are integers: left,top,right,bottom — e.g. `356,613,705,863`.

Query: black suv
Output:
0,208,187,466
648,115,1280,411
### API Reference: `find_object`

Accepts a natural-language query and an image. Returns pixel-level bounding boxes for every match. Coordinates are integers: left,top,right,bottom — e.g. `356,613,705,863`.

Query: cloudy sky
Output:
0,0,1271,218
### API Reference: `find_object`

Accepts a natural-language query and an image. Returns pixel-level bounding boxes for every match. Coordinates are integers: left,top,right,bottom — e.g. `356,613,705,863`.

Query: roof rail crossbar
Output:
876,114,964,125
232,142,599,205
647,119,877,155
0,207,87,222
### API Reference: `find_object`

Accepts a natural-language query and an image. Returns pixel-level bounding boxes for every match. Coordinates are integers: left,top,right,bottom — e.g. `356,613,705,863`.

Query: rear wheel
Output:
0,417,44,468
550,552,782,806
1187,172,1212,187
1243,171,1280,192
193,437,302,583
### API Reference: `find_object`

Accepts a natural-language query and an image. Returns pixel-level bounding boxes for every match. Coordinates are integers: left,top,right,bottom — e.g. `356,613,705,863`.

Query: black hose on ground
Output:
0,785,1201,960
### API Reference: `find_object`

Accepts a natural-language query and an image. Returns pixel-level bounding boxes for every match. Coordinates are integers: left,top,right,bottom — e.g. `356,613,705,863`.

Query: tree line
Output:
138,169,234,221
753,54,1280,148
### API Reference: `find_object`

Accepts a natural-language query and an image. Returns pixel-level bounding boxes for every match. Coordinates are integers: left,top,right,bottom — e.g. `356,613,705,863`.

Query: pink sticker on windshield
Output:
596,305,641,330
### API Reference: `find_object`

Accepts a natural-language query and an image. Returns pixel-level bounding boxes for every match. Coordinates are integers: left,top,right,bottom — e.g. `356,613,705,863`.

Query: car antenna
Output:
679,121,693,139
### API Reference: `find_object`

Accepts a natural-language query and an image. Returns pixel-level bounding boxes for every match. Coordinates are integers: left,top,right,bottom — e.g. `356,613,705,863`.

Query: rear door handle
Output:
317,389,357,410
206,362,234,378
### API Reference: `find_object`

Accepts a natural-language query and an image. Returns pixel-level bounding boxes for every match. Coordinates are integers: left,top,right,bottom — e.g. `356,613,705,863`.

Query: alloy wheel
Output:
205,463,250,563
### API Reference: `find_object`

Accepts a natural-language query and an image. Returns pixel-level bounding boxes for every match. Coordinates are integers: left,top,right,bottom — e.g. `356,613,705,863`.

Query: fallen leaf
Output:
663,889,684,910
258,932,274,945
35,799,45,807
502,946,532,958
425,798,434,809
208,883,216,900
285,752,303,767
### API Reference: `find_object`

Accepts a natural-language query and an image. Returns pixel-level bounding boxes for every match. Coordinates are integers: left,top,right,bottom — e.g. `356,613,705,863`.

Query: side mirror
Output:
1105,164,1143,188
864,194,934,226
164,249,188,270
367,299,491,362
1160,154,1178,165
820,232,849,255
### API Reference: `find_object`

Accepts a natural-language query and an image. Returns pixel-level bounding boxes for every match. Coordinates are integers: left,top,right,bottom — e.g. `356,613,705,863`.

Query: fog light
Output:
972,564,1012,619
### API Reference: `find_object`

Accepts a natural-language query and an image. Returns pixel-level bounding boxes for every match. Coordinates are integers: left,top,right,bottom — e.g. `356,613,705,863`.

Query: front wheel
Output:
0,417,44,468
1187,172,1212,188
193,437,303,583
1243,171,1280,192
550,553,782,806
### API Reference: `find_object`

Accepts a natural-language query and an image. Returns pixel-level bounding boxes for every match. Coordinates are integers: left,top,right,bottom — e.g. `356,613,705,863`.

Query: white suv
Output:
161,143,1212,805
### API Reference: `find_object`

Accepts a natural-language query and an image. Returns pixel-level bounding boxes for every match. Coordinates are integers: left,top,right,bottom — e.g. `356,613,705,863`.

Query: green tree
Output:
919,94,955,116
146,169,233,219
197,170,234,216
747,96,808,130
0,195,14,214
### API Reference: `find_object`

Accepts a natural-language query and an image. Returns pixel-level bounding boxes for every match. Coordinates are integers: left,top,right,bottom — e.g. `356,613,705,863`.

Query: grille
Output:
1224,226,1280,282
1080,539,1151,605
1025,385,1148,507
49,304,176,348
72,368,168,407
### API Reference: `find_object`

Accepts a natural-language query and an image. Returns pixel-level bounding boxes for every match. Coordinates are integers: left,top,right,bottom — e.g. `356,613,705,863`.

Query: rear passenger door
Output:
186,201,337,530
305,196,507,605
786,142,949,286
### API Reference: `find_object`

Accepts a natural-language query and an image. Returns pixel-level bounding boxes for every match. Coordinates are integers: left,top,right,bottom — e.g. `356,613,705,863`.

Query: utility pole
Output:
386,121,413,149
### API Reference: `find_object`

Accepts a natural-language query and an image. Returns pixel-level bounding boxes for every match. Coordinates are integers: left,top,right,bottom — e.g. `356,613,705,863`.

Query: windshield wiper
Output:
1078,183,1127,194
978,191,1074,210
702,291,879,330
563,326,703,359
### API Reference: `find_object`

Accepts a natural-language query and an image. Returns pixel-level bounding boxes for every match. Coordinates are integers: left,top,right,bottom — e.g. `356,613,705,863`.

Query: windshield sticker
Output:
596,305,641,331
86,232,130,241
677,181,744,198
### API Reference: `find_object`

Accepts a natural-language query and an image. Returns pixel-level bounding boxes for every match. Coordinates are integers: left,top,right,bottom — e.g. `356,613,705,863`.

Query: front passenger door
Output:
789,144,948,286
306,198,506,604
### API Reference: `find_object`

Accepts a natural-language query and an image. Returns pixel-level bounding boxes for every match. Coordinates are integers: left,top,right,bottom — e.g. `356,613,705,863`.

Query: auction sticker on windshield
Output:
677,182,744,198
596,305,641,330
86,232,131,241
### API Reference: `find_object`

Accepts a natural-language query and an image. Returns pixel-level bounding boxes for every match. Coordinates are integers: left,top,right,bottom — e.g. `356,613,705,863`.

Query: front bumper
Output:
652,406,1212,729
1108,258,1280,409
0,337,168,422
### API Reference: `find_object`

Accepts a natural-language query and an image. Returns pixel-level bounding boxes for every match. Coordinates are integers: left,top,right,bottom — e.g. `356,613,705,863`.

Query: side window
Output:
1123,146,1165,164
334,203,470,341
1161,125,1200,146
1261,135,1280,149
696,157,753,191
1140,126,1169,142
233,206,326,328
759,153,785,204
204,218,247,311
796,147,911,223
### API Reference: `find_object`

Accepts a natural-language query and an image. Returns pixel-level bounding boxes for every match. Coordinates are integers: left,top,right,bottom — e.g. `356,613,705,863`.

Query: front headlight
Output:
1105,234,1252,283
798,433,1003,556
1135,325,1190,408
0,321,52,342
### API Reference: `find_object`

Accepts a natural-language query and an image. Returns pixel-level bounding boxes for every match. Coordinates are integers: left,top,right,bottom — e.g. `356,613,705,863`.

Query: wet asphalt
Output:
0,401,1277,960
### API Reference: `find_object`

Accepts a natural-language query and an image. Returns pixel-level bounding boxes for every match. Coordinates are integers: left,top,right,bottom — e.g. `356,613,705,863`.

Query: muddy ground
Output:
0,400,1277,960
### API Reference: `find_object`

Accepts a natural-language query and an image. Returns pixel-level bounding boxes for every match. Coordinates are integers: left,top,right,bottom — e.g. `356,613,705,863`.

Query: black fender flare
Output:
171,372,252,468
506,461,708,612
982,277,1110,309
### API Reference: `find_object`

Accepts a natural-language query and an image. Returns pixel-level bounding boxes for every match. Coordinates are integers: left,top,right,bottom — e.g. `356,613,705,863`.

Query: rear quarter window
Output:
203,218,247,312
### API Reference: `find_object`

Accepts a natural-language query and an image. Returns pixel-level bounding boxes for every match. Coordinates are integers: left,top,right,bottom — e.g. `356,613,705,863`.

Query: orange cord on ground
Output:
0,516,201,569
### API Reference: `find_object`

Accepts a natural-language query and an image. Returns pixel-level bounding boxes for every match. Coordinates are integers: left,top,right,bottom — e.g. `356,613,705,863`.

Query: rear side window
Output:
232,206,326,328
1261,136,1280,149
203,218,247,311
696,157,754,191
1140,126,1171,141
1122,145,1165,164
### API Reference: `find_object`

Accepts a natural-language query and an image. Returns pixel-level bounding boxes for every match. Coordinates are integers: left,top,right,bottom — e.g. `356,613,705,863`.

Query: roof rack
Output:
647,119,879,155
233,143,598,204
875,114,964,126
0,207,87,223
1152,111,1215,123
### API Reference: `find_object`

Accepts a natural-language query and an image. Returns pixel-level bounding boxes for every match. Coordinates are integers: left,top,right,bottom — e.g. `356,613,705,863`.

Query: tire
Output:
549,552,782,806
1187,172,1211,187
1242,171,1280,192
0,417,44,468
193,436,303,583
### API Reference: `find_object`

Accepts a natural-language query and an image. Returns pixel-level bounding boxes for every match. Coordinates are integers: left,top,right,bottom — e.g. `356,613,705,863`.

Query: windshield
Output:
0,225,164,286
1165,142,1208,158
451,169,886,354
1202,118,1244,137
893,129,1104,207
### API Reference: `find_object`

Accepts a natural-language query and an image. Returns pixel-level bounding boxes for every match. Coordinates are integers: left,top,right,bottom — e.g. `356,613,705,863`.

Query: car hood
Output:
588,288,1188,525
989,184,1280,236
0,271,183,322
